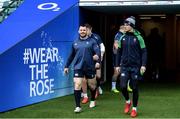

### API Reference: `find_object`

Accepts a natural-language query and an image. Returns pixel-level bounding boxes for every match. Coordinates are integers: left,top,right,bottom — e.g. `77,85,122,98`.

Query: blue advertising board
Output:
0,0,79,112
0,0,78,54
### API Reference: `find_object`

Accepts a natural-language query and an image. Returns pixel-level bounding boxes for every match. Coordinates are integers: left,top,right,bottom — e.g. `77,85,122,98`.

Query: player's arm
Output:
100,43,105,61
115,37,123,73
92,39,101,68
114,33,120,50
64,44,75,74
138,35,147,75
95,34,105,61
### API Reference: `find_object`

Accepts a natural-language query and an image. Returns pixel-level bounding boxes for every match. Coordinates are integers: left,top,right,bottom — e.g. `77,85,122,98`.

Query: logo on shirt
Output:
134,75,138,79
75,73,79,77
121,73,125,77
74,43,78,46
86,42,89,45
134,38,137,43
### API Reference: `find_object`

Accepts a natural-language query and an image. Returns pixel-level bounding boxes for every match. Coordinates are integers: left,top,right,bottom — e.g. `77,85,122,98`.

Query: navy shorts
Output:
112,53,116,67
120,67,140,89
74,69,96,79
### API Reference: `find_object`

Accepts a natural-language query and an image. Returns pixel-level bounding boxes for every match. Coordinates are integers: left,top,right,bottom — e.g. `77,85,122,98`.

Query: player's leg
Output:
87,70,97,108
120,67,131,114
73,70,83,113
95,68,102,98
130,68,139,117
111,67,120,93
81,78,89,104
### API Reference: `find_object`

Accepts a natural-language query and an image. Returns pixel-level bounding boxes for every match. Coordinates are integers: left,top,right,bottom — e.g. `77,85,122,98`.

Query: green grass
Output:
1,82,180,118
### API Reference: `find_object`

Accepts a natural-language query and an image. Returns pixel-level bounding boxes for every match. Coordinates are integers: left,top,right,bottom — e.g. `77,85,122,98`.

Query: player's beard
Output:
80,33,87,39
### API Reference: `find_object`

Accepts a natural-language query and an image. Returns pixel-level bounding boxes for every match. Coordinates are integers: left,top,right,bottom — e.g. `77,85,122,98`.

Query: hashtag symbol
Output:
23,48,29,64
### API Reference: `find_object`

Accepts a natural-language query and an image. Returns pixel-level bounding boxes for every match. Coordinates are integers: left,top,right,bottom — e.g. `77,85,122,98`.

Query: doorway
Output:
79,6,179,83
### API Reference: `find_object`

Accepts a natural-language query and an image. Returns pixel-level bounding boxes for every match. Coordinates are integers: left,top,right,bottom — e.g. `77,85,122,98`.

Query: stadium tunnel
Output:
1,0,180,112
79,1,180,83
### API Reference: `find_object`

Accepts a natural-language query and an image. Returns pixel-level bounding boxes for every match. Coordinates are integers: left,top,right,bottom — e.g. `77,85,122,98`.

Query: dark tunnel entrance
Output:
79,5,180,85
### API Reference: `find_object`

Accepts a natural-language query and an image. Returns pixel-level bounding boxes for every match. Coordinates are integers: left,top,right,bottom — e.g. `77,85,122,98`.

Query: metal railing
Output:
79,0,179,6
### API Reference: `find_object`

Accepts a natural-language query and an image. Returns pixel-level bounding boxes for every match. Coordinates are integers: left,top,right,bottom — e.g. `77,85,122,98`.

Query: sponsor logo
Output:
37,2,60,11
121,73,125,77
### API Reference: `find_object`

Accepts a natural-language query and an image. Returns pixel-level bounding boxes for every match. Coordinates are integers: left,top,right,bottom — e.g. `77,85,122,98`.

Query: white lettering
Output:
43,64,48,79
29,79,54,97
29,65,36,80
29,48,40,64
53,48,59,62
40,48,46,63
46,48,53,62
44,79,49,95
30,82,36,97
36,64,43,80
27,47,58,97
28,48,59,64
50,78,54,94
36,80,44,96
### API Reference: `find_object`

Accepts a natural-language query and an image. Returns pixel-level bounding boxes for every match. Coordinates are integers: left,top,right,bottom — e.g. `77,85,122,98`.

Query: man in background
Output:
81,23,105,104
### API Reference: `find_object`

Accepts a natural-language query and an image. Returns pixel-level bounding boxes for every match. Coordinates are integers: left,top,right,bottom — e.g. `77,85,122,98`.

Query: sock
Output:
132,107,137,111
97,78,100,87
81,93,84,97
90,88,96,101
126,99,131,104
83,93,88,98
74,90,81,107
112,82,116,89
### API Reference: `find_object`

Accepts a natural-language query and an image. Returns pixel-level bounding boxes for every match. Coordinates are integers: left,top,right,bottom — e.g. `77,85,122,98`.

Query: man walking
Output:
116,16,147,118
64,24,100,113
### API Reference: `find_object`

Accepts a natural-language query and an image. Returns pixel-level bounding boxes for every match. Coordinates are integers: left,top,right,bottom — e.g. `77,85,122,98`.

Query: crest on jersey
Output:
134,38,137,42
134,75,138,79
74,43,77,46
75,73,79,76
86,41,89,44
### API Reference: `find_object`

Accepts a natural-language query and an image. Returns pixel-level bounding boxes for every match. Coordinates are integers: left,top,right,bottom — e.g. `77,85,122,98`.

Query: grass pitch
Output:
0,82,180,118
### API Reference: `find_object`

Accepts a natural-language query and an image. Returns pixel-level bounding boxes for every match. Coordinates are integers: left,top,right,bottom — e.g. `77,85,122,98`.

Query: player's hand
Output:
64,68,69,75
115,67,121,73
114,41,119,49
101,54,104,61
140,66,146,75
95,63,100,69
93,54,99,61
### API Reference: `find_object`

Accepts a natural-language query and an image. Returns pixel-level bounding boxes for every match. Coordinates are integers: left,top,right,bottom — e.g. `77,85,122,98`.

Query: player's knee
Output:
88,83,96,90
89,85,96,90
74,82,82,90
96,74,101,79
